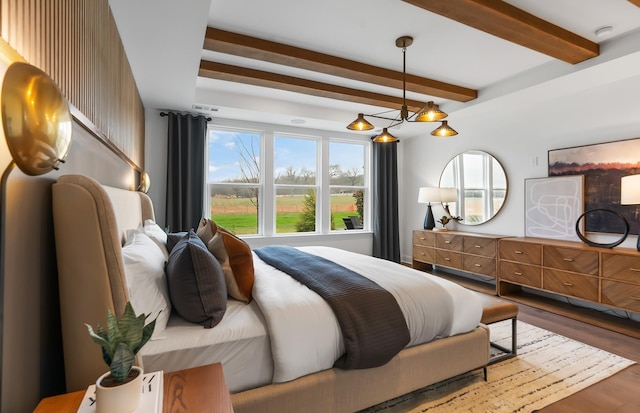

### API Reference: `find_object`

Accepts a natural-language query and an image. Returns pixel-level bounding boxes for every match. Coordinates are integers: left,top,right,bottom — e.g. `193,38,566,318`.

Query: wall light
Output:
0,57,72,403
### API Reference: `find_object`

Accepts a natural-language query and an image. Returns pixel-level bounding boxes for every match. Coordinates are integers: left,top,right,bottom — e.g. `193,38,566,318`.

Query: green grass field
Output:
210,195,361,234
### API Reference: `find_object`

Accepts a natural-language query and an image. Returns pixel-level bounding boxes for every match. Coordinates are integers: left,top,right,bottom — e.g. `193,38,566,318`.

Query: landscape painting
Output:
548,138,640,234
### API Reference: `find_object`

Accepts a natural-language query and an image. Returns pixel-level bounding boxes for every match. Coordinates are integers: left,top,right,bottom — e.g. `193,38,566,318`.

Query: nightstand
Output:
34,363,234,412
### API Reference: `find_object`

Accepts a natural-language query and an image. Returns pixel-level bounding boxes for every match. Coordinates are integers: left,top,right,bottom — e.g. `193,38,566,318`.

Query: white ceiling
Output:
109,0,640,139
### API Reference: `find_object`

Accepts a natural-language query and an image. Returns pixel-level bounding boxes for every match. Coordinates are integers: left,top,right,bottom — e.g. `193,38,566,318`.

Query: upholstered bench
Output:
478,294,519,364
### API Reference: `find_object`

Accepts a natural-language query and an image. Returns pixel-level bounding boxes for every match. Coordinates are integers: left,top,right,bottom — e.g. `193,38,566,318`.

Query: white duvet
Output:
252,246,482,383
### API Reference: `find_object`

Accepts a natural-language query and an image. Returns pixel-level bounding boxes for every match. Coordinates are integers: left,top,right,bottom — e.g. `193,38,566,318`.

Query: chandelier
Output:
346,36,457,142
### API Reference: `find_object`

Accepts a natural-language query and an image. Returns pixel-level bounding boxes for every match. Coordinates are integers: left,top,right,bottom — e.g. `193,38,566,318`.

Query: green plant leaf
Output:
109,342,135,382
86,301,157,376
85,323,114,366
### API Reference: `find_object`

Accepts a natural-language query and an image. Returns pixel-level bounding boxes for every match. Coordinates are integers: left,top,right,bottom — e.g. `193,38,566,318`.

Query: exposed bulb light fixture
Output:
431,120,458,137
346,36,457,141
372,128,399,143
346,113,375,131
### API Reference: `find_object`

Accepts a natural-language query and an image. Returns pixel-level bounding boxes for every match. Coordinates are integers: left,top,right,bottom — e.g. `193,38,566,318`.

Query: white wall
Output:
400,76,640,262
145,109,169,228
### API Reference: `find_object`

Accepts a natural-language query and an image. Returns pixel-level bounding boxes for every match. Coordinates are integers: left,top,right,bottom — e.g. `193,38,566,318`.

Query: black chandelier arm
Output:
362,113,403,122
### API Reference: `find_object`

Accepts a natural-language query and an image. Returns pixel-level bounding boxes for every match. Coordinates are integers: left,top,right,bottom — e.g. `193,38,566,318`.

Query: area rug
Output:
360,320,635,413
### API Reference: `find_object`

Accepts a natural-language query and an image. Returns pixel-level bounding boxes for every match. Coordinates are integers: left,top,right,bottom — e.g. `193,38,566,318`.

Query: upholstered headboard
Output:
52,175,155,392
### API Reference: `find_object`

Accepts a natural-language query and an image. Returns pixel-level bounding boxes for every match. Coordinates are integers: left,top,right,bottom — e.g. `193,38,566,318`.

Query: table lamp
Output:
440,187,458,217
620,174,640,251
418,187,441,230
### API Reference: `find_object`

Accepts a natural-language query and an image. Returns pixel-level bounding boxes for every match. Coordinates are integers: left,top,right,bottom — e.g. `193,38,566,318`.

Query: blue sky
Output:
208,130,365,183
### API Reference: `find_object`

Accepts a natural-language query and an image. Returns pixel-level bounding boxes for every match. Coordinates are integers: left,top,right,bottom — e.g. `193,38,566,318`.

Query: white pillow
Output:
143,219,169,260
122,229,171,340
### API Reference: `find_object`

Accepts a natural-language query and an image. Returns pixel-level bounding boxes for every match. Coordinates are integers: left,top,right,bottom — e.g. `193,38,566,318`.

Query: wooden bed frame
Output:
52,175,490,413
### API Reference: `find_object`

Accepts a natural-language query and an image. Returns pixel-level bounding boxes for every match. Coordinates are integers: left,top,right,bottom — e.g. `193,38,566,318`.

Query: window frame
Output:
205,120,371,237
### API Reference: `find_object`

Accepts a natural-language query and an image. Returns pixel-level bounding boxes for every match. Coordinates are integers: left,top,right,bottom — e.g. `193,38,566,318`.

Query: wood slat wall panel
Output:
0,0,144,169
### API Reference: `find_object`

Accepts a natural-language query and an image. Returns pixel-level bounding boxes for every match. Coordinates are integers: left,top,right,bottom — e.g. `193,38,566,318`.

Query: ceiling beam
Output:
199,60,428,113
203,27,477,102
403,0,599,64
629,0,640,7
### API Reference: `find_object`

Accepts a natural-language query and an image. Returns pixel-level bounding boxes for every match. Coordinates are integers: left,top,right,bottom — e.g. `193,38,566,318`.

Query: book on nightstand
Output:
77,370,163,413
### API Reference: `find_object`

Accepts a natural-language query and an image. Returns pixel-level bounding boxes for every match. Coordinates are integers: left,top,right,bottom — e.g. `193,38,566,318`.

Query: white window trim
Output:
207,118,371,237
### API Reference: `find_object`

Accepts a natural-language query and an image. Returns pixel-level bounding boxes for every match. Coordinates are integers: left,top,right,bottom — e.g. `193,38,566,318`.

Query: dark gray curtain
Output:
165,113,208,232
372,140,400,262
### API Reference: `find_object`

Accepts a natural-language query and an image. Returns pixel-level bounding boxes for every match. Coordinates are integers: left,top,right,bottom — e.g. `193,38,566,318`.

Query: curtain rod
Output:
160,111,212,122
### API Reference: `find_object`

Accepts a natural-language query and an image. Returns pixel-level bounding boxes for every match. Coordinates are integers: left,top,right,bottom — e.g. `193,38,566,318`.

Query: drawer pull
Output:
474,245,482,248
563,282,574,287
514,272,522,276
420,252,425,256
630,296,640,301
514,250,523,254
420,237,425,240
563,258,574,262
444,257,451,261
445,240,451,244
474,263,482,267
630,268,640,272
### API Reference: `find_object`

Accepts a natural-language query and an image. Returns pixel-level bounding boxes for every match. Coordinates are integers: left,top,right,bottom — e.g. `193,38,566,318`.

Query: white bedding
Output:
252,246,482,383
140,300,273,392
142,246,482,392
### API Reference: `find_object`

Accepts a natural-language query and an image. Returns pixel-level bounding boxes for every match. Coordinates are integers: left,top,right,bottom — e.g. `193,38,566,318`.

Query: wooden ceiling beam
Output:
203,27,477,102
629,0,640,7
199,60,428,113
403,0,599,64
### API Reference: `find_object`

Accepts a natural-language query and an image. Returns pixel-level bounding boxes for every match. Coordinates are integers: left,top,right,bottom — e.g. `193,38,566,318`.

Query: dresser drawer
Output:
413,245,435,264
499,240,541,265
543,246,598,275
436,233,463,251
413,230,435,247
463,236,497,258
601,280,640,312
543,269,598,301
498,261,541,287
601,253,640,284
436,249,462,270
463,255,496,277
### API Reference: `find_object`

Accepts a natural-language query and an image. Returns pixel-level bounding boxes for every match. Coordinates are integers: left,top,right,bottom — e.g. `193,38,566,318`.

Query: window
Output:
206,122,370,236
329,142,366,230
207,128,261,235
274,136,318,233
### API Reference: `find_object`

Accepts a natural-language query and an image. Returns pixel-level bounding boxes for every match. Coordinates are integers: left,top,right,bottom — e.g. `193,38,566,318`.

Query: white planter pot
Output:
96,366,143,413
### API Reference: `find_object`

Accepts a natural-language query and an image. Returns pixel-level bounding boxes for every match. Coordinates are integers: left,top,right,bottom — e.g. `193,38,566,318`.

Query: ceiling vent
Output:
192,104,219,112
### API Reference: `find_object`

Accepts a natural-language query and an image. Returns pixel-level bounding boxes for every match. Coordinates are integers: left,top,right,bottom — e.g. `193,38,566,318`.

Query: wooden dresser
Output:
412,229,506,294
498,237,640,337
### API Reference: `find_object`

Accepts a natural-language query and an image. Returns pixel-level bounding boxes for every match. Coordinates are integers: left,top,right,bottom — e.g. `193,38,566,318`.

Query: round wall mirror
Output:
439,150,508,225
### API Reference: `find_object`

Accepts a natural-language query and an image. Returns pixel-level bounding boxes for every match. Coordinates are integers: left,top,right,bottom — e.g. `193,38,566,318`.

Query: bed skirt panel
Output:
231,325,489,413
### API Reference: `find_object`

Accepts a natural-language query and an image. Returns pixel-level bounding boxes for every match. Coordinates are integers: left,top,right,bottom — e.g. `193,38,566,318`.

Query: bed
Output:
52,175,489,413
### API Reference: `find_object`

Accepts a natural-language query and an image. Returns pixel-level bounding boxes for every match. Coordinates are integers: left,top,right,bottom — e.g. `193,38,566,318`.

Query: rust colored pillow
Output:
197,218,254,302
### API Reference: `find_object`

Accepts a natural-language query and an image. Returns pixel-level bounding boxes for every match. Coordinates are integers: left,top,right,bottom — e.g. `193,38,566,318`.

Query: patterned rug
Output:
360,320,635,413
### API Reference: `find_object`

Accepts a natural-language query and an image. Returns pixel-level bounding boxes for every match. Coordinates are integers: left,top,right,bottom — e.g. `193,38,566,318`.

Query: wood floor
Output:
513,301,640,412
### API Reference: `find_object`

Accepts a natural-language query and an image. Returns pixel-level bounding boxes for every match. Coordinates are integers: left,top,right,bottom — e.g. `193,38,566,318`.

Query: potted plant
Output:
85,301,157,413
435,215,463,231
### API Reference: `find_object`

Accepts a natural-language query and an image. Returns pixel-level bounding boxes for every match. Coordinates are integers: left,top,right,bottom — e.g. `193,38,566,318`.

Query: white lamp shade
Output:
440,187,458,203
621,174,640,205
418,187,441,203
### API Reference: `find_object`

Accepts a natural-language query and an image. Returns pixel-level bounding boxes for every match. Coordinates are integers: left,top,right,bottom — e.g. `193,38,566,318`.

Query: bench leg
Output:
488,317,517,365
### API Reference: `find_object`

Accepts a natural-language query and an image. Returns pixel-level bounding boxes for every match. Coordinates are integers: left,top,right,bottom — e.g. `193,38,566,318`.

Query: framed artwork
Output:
525,176,584,240
548,138,640,234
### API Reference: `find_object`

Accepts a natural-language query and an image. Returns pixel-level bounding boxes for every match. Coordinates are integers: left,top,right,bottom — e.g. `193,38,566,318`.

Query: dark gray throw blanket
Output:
254,245,410,370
